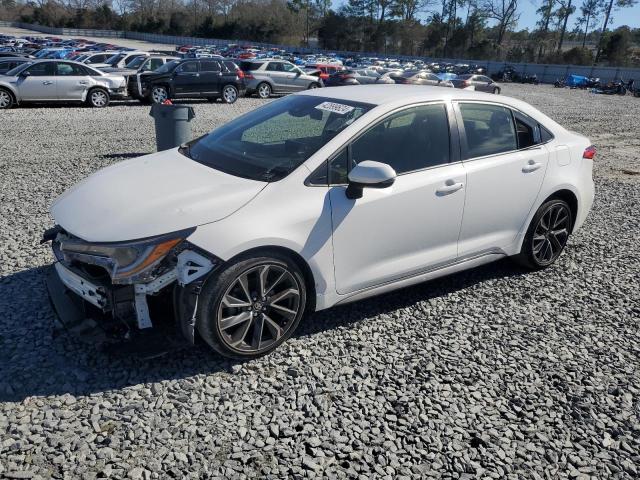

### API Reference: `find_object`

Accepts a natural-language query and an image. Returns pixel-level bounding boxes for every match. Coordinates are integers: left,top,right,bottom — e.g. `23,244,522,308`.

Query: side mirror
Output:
345,161,396,200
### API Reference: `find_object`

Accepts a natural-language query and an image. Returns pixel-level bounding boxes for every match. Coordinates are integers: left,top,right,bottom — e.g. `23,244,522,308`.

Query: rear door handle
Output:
78,81,88,85
436,181,464,196
522,160,542,173
42,81,53,85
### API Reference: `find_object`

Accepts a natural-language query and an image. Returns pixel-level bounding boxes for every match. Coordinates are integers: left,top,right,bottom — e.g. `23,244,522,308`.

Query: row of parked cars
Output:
0,33,502,109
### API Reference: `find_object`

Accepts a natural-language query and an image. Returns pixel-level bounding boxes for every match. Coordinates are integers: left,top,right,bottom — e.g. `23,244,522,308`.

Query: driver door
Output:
17,62,57,101
329,103,467,294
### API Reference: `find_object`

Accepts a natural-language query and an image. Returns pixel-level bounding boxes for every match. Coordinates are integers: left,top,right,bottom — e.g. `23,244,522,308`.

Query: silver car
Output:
240,59,322,98
0,60,127,109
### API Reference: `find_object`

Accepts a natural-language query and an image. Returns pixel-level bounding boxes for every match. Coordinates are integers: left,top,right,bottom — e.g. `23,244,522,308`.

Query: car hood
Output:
51,149,268,242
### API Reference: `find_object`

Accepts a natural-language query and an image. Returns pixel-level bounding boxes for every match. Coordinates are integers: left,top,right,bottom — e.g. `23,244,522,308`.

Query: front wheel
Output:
493,87,500,94
196,253,307,359
87,88,109,108
221,85,238,104
150,85,169,104
515,199,572,270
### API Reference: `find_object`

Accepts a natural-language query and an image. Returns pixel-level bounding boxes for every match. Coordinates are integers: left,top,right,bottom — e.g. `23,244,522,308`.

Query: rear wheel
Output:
0,88,14,109
308,82,320,89
515,199,572,270
196,253,307,359
150,85,169,104
257,82,271,99
221,85,238,104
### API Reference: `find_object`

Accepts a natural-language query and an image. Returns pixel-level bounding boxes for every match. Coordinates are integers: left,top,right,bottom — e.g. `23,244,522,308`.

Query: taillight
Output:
243,72,254,80
463,80,470,86
320,73,329,80
583,145,596,159
236,69,245,79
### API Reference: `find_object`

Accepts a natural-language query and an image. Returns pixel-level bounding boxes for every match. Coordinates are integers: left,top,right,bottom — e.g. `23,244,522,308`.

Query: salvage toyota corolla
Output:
44,85,595,359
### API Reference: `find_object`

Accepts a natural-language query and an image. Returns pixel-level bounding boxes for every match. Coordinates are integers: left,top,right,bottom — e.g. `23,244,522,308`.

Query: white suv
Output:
45,86,595,358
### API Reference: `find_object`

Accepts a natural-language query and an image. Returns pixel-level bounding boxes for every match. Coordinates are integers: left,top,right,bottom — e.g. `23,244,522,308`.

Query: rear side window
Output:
240,61,262,71
55,63,86,76
266,62,284,71
540,124,554,143
459,103,517,158
200,60,221,72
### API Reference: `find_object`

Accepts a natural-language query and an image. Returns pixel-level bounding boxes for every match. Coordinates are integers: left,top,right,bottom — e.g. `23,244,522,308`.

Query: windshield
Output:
105,53,125,66
154,60,179,74
126,56,146,69
183,95,373,182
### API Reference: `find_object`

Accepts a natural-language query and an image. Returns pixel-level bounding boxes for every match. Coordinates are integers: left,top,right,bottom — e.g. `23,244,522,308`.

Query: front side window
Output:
24,62,55,76
177,61,198,73
341,103,450,180
184,95,372,182
459,103,517,158
282,63,296,72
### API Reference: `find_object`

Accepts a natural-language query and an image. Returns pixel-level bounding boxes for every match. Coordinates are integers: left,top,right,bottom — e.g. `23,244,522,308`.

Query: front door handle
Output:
78,81,89,85
436,181,464,196
42,81,54,85
522,160,542,173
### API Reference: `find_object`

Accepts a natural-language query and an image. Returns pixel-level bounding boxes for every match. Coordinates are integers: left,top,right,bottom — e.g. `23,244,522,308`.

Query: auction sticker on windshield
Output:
315,102,355,115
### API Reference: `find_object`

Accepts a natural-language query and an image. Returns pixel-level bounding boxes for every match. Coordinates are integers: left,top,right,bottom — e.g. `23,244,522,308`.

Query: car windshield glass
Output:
184,95,373,182
5,62,31,76
105,53,125,66
126,56,146,69
154,60,178,74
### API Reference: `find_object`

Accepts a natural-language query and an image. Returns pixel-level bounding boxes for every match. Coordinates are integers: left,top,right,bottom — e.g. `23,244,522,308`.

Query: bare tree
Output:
480,0,519,46
575,0,601,47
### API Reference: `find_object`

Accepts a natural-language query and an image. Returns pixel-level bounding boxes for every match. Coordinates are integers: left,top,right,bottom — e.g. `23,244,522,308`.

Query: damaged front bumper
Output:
45,229,219,346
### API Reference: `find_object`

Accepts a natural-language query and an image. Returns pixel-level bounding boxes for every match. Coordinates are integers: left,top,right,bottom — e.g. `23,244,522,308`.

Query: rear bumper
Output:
109,86,129,99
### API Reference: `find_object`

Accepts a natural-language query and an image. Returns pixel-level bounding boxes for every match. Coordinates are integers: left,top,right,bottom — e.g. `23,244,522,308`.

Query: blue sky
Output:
333,0,640,31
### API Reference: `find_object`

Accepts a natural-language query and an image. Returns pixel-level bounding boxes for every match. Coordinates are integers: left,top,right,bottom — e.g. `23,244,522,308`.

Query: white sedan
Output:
45,85,595,358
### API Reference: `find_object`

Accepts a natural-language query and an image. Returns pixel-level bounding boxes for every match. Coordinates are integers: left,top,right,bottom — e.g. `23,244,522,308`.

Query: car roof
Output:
297,84,538,113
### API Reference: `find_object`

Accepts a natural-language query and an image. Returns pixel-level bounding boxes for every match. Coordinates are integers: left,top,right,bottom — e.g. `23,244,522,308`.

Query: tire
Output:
87,88,109,108
256,82,271,99
308,82,321,89
514,199,573,270
493,87,500,94
196,252,307,359
0,88,15,109
221,84,238,104
150,85,169,104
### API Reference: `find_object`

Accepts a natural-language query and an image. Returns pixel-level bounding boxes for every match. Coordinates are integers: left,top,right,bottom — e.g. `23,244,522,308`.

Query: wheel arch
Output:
83,85,108,102
543,188,579,232
224,245,317,313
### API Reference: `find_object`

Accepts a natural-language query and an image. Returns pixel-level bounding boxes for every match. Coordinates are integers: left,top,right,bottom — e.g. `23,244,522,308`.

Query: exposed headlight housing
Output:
58,227,195,284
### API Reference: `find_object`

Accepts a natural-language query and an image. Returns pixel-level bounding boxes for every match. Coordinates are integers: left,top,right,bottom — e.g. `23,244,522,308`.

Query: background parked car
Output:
140,58,245,104
0,57,31,75
389,70,453,87
91,51,149,70
325,69,394,87
450,74,501,93
0,60,127,109
77,51,119,67
240,59,321,98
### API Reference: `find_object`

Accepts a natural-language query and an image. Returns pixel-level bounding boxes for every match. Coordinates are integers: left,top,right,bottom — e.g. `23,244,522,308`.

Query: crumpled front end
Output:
44,225,219,349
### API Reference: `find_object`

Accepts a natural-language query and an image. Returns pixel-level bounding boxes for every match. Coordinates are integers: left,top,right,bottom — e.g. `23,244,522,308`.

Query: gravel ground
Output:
0,85,639,479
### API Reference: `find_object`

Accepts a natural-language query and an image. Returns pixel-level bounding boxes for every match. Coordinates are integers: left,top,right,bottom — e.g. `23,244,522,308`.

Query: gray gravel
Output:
1,86,639,479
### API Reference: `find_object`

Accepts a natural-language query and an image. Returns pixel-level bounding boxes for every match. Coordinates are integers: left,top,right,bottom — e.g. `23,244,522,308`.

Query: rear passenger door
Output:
329,102,467,294
199,60,222,95
55,62,90,100
454,102,550,256
265,62,288,92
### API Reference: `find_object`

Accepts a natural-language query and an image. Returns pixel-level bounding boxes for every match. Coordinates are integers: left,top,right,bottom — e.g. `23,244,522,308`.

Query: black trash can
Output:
149,103,196,152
